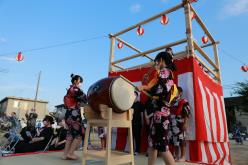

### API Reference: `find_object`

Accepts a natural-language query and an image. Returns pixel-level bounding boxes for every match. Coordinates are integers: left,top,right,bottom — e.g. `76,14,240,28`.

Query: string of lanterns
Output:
117,11,207,50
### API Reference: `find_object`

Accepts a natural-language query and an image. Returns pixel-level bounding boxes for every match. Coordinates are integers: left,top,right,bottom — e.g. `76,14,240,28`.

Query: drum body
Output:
87,77,135,113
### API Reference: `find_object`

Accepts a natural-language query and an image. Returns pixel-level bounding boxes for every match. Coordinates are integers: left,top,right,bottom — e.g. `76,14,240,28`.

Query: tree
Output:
233,80,248,112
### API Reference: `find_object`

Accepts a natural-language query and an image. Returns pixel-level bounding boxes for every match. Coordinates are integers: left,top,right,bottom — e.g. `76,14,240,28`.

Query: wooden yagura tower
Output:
108,0,231,164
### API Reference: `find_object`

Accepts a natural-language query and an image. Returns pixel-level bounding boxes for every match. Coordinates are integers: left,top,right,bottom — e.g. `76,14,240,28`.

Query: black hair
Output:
177,86,183,93
71,74,83,84
154,51,176,71
43,115,54,125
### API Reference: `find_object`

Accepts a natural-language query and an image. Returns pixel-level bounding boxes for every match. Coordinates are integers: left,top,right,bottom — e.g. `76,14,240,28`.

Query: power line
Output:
219,48,246,65
0,35,108,57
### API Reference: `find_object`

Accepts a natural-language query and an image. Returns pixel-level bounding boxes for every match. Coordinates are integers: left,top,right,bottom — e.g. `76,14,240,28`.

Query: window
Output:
13,101,19,108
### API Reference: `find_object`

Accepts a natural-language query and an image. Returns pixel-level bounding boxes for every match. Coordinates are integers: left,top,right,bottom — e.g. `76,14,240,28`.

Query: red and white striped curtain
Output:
109,57,231,164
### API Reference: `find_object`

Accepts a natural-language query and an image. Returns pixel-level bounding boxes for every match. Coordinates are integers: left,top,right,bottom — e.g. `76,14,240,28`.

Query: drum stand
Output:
82,104,135,165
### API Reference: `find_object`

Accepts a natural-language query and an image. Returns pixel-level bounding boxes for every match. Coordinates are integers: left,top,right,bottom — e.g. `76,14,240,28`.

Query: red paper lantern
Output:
137,26,144,36
202,36,209,44
191,12,196,20
241,65,248,72
190,0,198,3
117,42,124,49
16,52,24,62
160,15,169,25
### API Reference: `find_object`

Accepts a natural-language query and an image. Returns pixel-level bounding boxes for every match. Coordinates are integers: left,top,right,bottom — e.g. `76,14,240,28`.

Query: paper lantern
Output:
190,0,198,3
137,26,144,36
191,12,196,20
16,52,24,62
117,42,124,49
241,65,248,72
202,36,209,44
160,15,169,25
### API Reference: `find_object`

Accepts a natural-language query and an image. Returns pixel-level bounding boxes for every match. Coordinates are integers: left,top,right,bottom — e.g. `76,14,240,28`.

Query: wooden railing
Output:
109,0,222,82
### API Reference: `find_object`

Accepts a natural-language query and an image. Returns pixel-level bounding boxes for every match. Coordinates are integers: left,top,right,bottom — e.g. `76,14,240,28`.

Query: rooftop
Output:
0,96,49,104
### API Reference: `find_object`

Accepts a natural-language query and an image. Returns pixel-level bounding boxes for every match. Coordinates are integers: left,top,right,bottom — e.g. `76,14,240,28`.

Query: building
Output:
224,96,248,132
0,96,49,120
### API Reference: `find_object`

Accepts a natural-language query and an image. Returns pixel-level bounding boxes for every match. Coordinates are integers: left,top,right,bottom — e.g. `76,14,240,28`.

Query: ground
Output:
229,140,248,165
1,140,248,165
1,129,248,165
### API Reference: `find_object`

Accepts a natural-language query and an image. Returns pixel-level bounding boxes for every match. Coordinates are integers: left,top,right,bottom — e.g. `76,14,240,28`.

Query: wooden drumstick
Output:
119,75,152,98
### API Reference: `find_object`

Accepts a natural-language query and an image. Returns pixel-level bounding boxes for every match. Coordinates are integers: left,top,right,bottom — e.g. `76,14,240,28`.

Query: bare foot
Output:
61,155,68,160
178,158,185,162
67,154,79,160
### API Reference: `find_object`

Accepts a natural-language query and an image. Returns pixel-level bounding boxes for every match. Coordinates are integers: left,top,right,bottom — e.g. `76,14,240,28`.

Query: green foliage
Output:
233,80,248,112
233,80,248,97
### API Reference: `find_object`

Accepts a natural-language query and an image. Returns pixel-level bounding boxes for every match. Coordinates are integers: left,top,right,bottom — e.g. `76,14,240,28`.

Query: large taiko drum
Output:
87,76,136,113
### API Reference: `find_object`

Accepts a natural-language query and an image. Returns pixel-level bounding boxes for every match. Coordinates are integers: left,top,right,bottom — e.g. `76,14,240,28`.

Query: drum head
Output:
110,77,135,112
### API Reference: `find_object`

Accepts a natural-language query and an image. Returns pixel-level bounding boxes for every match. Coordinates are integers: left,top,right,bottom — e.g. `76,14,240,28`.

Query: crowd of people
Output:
1,49,191,165
0,108,70,154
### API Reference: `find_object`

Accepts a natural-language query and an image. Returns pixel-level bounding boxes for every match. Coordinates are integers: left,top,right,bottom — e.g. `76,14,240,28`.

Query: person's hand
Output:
136,86,143,92
29,139,35,144
55,142,59,147
182,124,187,131
152,96,159,100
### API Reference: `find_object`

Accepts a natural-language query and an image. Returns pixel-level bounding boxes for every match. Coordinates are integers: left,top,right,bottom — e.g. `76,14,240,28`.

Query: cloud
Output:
0,37,6,43
0,84,45,93
0,84,35,92
160,0,168,3
222,0,248,16
0,56,16,62
130,4,141,13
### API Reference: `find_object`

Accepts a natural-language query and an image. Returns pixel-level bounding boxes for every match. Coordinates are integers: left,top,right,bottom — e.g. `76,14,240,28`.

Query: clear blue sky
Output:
0,0,247,111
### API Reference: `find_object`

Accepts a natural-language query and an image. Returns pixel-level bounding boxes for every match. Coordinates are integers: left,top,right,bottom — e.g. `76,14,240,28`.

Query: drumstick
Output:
119,75,152,98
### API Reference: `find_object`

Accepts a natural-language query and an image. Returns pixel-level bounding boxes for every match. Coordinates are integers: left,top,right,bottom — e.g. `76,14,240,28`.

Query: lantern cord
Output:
219,48,246,65
0,35,108,57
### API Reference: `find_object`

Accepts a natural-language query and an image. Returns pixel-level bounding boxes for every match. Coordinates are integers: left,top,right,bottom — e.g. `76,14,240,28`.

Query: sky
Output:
0,0,247,111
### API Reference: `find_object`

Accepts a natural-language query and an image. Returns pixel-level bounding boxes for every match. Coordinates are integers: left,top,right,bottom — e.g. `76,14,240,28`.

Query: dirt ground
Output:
1,130,248,165
230,140,248,165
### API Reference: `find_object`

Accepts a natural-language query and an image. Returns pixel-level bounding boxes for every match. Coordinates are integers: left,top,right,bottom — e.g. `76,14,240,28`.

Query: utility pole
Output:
34,71,41,110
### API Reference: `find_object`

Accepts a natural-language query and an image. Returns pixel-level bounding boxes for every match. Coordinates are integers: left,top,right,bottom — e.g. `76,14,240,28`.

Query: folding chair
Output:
0,133,21,156
43,135,54,152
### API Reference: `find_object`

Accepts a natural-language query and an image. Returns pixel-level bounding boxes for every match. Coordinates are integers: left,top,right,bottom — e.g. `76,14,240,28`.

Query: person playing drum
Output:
138,51,178,165
62,74,87,160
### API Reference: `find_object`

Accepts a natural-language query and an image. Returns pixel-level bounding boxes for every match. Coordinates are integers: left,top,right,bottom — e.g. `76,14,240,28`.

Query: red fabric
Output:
2,150,63,158
63,85,77,109
171,99,187,116
108,57,231,164
115,128,128,150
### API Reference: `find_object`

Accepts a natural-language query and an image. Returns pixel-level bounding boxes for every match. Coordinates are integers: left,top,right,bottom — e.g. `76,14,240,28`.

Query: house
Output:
0,96,48,120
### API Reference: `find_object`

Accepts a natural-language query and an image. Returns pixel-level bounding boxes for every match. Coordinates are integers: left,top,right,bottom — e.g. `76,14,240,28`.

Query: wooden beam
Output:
112,38,187,65
112,35,153,61
183,0,194,57
201,41,220,49
194,55,220,81
174,51,188,59
190,5,215,43
213,43,221,82
109,34,115,72
193,41,219,71
113,64,125,70
113,3,183,37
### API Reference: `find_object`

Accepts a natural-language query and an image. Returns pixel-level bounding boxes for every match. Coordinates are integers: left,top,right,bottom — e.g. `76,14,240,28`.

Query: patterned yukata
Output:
170,98,190,146
64,85,87,140
147,67,177,152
